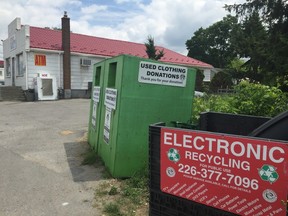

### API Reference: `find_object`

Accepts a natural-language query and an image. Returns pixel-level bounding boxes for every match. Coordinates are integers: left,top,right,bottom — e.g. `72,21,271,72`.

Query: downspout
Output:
59,52,61,88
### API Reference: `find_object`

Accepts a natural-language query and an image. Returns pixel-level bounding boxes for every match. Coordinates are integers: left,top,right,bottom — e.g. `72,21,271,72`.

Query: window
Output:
17,53,25,76
5,58,11,77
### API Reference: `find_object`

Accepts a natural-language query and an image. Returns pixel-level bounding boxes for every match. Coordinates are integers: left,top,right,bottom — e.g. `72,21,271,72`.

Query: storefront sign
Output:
35,54,46,66
138,61,187,87
160,128,288,216
104,88,117,110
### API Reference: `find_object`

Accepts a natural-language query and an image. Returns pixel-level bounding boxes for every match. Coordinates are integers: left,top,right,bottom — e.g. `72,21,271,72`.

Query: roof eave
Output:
30,47,64,54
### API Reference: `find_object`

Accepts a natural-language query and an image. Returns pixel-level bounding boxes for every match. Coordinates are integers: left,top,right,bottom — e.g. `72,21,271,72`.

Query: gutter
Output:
70,52,110,59
30,48,64,54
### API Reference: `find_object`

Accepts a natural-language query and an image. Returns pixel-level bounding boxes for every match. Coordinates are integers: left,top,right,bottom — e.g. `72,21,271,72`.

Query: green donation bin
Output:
89,55,196,177
88,61,105,152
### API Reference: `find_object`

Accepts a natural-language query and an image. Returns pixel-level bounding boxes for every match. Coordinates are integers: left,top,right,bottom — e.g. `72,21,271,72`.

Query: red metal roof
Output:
30,26,213,68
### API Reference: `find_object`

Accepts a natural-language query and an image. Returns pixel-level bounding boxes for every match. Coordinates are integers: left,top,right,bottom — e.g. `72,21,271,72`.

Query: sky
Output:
0,0,245,60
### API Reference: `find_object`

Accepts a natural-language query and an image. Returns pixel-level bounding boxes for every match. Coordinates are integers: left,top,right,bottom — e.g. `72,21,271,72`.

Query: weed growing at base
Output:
94,165,149,216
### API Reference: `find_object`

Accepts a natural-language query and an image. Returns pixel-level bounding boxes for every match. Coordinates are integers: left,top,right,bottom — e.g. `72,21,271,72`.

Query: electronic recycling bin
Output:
88,55,196,177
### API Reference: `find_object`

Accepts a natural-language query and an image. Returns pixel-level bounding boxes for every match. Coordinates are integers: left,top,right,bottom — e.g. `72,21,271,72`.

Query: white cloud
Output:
79,0,245,54
0,0,245,59
116,0,133,3
81,4,107,14
115,0,142,4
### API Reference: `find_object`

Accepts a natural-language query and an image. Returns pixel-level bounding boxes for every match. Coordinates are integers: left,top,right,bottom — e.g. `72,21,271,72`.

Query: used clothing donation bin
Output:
88,61,105,151
88,55,196,178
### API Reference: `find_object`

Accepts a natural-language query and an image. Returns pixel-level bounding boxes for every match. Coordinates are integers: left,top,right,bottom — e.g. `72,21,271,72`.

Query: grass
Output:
104,203,123,216
81,147,149,216
93,167,149,216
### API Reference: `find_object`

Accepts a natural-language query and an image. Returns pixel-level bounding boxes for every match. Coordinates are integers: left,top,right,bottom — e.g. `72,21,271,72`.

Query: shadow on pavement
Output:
64,142,103,182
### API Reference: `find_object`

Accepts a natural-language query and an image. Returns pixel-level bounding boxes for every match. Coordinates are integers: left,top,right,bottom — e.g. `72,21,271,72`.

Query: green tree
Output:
232,12,268,83
186,15,239,68
225,0,288,90
145,35,164,60
195,69,205,92
209,71,233,93
225,58,247,83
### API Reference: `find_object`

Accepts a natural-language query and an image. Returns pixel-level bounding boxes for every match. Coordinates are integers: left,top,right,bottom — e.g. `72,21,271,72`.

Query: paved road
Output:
0,99,101,216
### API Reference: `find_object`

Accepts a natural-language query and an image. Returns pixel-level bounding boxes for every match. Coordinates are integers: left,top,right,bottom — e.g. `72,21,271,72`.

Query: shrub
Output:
192,81,288,124
191,94,237,124
233,81,288,117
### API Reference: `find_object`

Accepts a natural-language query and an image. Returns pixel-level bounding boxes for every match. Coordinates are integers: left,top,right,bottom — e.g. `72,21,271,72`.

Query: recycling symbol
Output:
167,148,180,162
258,165,279,184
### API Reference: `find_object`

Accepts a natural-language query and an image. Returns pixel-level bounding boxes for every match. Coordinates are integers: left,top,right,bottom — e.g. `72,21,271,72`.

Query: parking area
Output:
0,99,101,216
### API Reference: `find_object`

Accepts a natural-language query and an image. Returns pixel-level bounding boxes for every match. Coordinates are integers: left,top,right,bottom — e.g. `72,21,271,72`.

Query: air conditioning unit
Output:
80,58,92,66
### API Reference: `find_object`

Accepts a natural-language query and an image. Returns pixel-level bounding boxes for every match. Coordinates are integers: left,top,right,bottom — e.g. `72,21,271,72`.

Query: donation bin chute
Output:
88,55,196,178
88,62,105,152
34,72,57,100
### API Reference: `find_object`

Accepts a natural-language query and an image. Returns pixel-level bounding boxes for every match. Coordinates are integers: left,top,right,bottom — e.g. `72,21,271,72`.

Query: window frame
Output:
5,58,11,77
16,52,25,76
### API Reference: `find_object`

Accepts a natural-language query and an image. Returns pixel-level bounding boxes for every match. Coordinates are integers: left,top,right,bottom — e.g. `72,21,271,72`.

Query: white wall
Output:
3,18,107,91
3,18,29,89
26,53,105,91
71,55,104,90
26,51,62,90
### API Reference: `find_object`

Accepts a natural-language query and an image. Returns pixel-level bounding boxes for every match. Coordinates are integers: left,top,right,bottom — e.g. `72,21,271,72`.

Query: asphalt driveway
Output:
0,99,102,216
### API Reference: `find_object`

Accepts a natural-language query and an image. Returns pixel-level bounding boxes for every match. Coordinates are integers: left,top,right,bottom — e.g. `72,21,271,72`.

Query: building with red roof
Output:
29,26,212,68
3,14,213,99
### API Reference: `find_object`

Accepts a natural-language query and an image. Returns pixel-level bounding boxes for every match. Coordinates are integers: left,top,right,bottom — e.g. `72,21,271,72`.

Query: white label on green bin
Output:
91,101,97,129
104,107,112,144
138,61,187,87
93,86,101,103
105,88,117,110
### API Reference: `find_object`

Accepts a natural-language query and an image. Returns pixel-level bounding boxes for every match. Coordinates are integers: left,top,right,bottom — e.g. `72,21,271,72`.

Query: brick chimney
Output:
62,11,71,98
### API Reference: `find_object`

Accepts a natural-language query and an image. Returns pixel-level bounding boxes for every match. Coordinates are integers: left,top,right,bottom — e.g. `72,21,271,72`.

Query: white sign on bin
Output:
103,107,112,144
91,101,97,129
138,61,187,87
104,88,117,110
93,86,101,103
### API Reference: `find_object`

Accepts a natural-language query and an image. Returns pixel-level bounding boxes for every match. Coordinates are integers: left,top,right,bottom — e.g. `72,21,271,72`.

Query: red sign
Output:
161,128,288,216
34,54,46,66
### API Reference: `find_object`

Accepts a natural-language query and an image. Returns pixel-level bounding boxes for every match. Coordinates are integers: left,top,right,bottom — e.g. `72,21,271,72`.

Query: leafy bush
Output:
192,81,288,124
233,81,288,117
191,95,237,124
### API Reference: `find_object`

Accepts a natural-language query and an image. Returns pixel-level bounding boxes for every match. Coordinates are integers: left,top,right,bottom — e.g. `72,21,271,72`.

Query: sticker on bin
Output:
138,61,187,87
104,88,117,110
91,101,97,129
104,107,112,144
160,128,288,216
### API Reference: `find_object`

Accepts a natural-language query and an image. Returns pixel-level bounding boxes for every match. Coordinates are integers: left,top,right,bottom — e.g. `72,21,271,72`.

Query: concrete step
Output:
0,86,26,101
